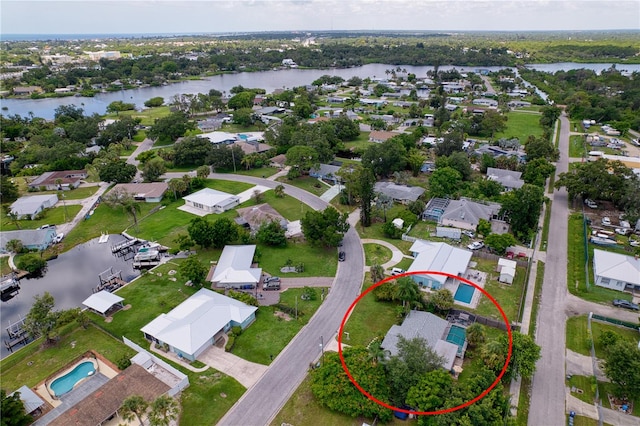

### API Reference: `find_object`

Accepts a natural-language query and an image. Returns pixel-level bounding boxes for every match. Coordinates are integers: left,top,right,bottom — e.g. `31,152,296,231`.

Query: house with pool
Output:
141,288,257,361
406,239,481,307
380,310,467,372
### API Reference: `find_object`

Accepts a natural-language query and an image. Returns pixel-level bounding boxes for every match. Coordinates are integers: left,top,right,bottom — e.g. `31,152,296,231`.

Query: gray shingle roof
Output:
374,181,425,203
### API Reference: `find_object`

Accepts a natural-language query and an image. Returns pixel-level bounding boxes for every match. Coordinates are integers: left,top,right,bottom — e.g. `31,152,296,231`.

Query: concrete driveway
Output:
198,345,268,389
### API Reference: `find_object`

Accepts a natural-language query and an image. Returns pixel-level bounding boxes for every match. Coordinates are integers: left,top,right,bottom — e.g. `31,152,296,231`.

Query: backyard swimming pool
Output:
454,284,475,304
446,325,467,356
50,360,96,396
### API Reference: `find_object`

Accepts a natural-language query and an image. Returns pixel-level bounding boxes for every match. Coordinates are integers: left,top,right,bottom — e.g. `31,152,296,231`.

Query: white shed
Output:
392,218,404,229
498,258,517,284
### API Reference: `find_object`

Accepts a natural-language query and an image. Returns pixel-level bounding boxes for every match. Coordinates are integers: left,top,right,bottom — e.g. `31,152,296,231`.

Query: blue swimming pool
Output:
50,361,95,396
446,325,467,356
454,284,474,304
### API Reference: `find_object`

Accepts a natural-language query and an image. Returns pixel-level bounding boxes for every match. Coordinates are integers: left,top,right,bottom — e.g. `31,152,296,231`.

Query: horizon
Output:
2,1,639,35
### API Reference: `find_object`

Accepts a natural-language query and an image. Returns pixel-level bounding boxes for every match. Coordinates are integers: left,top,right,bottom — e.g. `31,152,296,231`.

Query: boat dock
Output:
94,268,127,293
132,259,162,269
110,237,139,254
4,317,33,354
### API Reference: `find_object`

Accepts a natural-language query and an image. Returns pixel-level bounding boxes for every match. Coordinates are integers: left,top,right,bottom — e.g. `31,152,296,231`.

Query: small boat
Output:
98,233,109,244
590,236,618,246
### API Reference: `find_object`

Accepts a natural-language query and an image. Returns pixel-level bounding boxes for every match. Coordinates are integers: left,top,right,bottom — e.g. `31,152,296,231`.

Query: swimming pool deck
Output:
443,268,487,310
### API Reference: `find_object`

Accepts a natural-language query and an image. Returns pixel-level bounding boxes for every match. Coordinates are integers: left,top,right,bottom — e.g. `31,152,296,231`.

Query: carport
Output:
82,290,124,317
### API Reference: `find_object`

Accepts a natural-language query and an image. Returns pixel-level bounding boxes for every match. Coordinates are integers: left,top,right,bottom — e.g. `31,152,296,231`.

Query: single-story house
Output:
472,98,498,107
198,131,238,145
369,130,401,143
374,182,425,204
112,182,169,203
28,170,88,191
83,291,125,317
236,204,286,231
13,86,42,95
254,106,285,116
407,240,472,290
508,100,532,108
593,249,640,292
436,197,503,232
9,385,45,417
10,194,58,220
270,154,287,169
309,163,342,184
436,227,461,240
486,167,525,191
380,310,462,371
0,229,57,253
141,288,257,361
234,140,272,155
498,258,517,284
210,245,262,289
182,188,240,215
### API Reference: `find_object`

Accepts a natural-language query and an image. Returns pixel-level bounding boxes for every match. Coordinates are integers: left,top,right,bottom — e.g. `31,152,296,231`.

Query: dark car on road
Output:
613,299,639,311
338,251,346,262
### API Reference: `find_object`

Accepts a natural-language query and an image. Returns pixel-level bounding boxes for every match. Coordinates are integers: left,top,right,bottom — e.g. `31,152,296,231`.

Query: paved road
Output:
529,112,571,425
186,174,365,426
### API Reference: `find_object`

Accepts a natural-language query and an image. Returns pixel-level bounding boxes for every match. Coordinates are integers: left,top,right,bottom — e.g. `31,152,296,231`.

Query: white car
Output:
602,217,611,226
53,233,64,243
584,199,598,209
463,230,475,238
467,241,485,250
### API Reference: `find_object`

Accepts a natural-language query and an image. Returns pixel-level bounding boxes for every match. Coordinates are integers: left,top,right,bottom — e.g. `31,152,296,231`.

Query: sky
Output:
1,0,639,35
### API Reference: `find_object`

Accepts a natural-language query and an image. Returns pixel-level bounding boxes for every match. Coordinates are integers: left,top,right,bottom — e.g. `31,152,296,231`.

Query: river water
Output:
1,234,139,359
2,63,639,119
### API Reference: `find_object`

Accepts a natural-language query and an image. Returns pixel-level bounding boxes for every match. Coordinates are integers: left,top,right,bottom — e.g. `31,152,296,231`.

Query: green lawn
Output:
231,287,327,365
1,205,82,231
343,131,375,152
228,167,279,178
105,106,171,126
569,135,587,158
363,243,392,266
494,111,544,142
342,279,400,347
0,325,136,391
255,190,315,222
276,176,330,197
272,374,407,426
528,261,545,337
566,315,640,357
567,214,633,304
204,179,254,195
599,380,640,416
540,201,551,251
567,374,597,404
516,378,531,426
22,186,100,200
0,256,11,275
256,241,338,277
392,257,414,272
471,259,527,324
132,130,146,142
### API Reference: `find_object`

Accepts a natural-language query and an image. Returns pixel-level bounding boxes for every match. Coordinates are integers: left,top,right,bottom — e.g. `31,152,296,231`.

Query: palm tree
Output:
274,184,285,198
465,323,486,348
367,340,389,366
8,211,21,230
149,395,179,426
120,395,148,426
396,277,419,308
370,264,385,284
481,339,506,372
168,178,188,200
104,188,142,231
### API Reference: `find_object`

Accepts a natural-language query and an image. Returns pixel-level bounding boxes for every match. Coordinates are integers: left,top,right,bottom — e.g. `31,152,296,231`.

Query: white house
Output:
10,194,58,220
211,245,262,289
198,131,238,145
181,188,240,215
437,198,504,232
141,288,257,361
593,249,640,292
498,258,517,284
407,240,472,290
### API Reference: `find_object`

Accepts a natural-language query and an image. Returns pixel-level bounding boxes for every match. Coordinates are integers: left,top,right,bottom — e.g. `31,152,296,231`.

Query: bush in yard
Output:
225,334,235,352
231,325,243,336
382,221,403,239
117,354,132,370
302,286,317,301
16,254,47,275
256,220,287,247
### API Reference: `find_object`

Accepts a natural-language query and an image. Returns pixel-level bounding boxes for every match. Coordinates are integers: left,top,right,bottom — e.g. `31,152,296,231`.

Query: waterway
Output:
2,63,639,119
1,234,139,359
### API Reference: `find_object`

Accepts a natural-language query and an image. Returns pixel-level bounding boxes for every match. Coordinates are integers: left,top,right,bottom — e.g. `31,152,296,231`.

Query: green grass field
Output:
343,131,375,152
104,106,172,126
494,111,544,142
363,243,392,266
566,314,640,357
256,241,338,277
277,176,330,197
231,287,327,364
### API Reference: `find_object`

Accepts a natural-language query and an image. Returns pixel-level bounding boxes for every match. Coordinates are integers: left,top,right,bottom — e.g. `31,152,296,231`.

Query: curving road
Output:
185,174,366,426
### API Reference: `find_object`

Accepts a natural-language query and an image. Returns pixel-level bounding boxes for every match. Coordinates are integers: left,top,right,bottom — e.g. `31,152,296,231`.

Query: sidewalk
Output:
360,238,407,270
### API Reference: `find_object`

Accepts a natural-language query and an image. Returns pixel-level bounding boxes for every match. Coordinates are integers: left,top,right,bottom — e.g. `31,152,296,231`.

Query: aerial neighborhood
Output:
1,28,640,426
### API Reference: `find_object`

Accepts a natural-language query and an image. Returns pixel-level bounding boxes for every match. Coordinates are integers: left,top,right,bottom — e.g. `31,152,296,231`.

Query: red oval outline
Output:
337,270,513,416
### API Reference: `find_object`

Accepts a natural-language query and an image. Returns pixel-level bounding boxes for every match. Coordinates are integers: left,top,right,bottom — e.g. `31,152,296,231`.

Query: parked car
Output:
53,233,64,243
631,138,640,147
264,276,281,283
463,230,475,238
613,299,639,311
602,217,611,226
467,241,485,250
391,267,405,276
38,224,52,230
615,228,631,236
584,199,598,209
263,281,281,291
338,251,346,262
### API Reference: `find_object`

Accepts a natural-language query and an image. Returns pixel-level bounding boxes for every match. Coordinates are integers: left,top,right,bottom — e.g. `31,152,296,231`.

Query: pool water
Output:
454,284,474,304
446,325,467,355
50,361,95,396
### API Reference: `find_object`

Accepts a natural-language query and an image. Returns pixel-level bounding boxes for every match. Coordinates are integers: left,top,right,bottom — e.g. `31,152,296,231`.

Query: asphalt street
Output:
187,174,366,426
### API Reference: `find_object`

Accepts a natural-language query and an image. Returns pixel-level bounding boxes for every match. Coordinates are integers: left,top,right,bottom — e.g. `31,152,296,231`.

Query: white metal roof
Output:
407,240,472,285
82,291,124,314
10,194,58,216
212,245,261,284
183,188,239,209
10,385,44,414
593,249,640,286
140,288,257,356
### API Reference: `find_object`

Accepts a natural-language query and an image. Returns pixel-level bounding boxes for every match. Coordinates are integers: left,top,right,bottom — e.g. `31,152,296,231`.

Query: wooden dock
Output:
111,238,139,254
